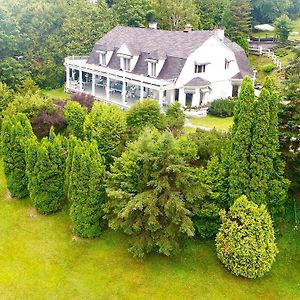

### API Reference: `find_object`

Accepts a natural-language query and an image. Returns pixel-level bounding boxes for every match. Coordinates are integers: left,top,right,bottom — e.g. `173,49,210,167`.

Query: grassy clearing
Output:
188,115,234,131
42,87,69,100
0,164,299,299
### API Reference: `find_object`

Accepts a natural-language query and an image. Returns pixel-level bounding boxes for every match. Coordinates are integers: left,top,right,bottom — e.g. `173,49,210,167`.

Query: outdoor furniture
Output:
111,82,122,93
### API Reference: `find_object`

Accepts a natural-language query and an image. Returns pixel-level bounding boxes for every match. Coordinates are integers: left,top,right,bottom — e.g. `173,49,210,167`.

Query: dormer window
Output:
123,57,131,71
100,53,106,66
149,62,157,77
195,64,206,73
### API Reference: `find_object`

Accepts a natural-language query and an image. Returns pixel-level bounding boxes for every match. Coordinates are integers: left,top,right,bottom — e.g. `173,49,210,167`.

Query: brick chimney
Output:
214,26,225,41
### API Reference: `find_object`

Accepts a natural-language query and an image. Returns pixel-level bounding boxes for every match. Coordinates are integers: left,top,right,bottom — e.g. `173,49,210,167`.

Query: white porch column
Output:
79,70,83,92
159,89,164,107
92,73,96,97
65,66,70,89
179,88,185,107
122,80,126,105
169,89,175,104
140,76,144,101
106,77,110,101
192,88,200,107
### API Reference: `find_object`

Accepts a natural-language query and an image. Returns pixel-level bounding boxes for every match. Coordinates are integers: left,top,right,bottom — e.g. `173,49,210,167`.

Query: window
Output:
225,59,230,70
100,53,106,66
123,58,131,71
149,62,157,77
195,64,206,73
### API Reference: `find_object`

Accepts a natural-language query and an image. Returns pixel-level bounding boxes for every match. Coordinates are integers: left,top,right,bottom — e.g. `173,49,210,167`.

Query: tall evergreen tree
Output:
69,140,106,238
249,88,273,204
26,129,67,214
1,113,35,198
105,128,205,257
228,76,255,202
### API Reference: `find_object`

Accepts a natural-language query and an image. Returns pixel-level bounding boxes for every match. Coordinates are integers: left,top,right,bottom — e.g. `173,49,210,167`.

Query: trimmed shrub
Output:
262,64,275,73
208,98,236,117
216,195,278,279
69,140,106,238
1,113,35,198
64,101,87,139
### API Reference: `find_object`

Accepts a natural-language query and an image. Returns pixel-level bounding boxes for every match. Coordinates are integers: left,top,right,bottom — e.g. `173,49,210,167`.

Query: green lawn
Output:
0,164,299,299
42,87,69,100
188,115,234,131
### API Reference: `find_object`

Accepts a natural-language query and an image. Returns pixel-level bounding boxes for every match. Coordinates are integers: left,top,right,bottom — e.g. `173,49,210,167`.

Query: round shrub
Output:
216,195,278,279
208,98,236,117
262,64,275,73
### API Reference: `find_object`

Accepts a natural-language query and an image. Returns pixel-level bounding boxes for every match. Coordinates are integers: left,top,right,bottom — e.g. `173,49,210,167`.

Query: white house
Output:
64,24,254,109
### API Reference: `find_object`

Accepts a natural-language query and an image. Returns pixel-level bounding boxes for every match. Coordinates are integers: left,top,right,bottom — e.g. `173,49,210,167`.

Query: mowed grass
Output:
188,115,234,131
0,164,299,299
42,87,69,100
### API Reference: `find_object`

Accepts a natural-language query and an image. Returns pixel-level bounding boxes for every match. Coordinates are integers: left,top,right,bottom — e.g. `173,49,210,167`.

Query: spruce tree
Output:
27,129,67,214
69,140,106,238
1,113,35,198
105,128,205,257
228,76,255,202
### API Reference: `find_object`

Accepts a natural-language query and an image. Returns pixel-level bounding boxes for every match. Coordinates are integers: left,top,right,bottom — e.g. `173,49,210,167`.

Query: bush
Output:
262,64,275,73
71,93,95,111
216,195,278,279
208,98,236,117
165,102,185,136
64,101,87,139
126,99,165,138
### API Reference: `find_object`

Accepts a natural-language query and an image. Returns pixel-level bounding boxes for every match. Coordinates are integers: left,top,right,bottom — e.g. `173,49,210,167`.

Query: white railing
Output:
65,56,175,89
249,46,282,70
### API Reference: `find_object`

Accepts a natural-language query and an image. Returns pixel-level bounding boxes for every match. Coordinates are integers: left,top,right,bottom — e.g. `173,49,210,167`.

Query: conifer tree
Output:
105,128,205,257
165,102,185,136
69,140,106,238
228,76,255,202
249,87,273,204
1,113,34,198
27,129,67,214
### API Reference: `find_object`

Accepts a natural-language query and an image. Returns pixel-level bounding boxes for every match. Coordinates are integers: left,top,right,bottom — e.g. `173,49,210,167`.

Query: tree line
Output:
0,0,299,90
0,76,289,278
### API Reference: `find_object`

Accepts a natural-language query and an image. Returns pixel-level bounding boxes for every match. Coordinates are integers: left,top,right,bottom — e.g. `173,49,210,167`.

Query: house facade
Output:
64,25,254,109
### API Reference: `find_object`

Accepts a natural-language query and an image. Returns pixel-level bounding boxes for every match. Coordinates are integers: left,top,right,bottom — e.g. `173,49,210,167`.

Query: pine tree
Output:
69,140,106,238
165,102,185,137
228,76,255,202
27,129,67,214
216,196,278,279
1,113,35,198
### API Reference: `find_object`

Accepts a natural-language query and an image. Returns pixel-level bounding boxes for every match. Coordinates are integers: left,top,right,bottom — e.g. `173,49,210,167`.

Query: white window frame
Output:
123,57,131,71
195,64,206,73
225,59,230,70
149,62,157,77
100,53,106,66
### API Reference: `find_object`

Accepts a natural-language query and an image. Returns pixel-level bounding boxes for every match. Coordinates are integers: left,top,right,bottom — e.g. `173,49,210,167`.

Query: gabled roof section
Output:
184,77,211,87
147,49,167,61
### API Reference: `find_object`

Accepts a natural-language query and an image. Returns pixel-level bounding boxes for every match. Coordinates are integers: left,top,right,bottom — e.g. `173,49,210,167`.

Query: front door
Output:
185,93,193,107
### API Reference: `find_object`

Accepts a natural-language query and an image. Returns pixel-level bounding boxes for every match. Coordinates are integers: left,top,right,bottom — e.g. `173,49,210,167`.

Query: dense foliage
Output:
208,98,236,117
216,196,278,278
69,140,106,237
25,129,67,214
1,113,35,198
104,128,206,257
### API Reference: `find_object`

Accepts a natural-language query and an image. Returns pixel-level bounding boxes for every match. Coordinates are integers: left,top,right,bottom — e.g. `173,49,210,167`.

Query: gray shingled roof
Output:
184,77,211,87
86,26,253,81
